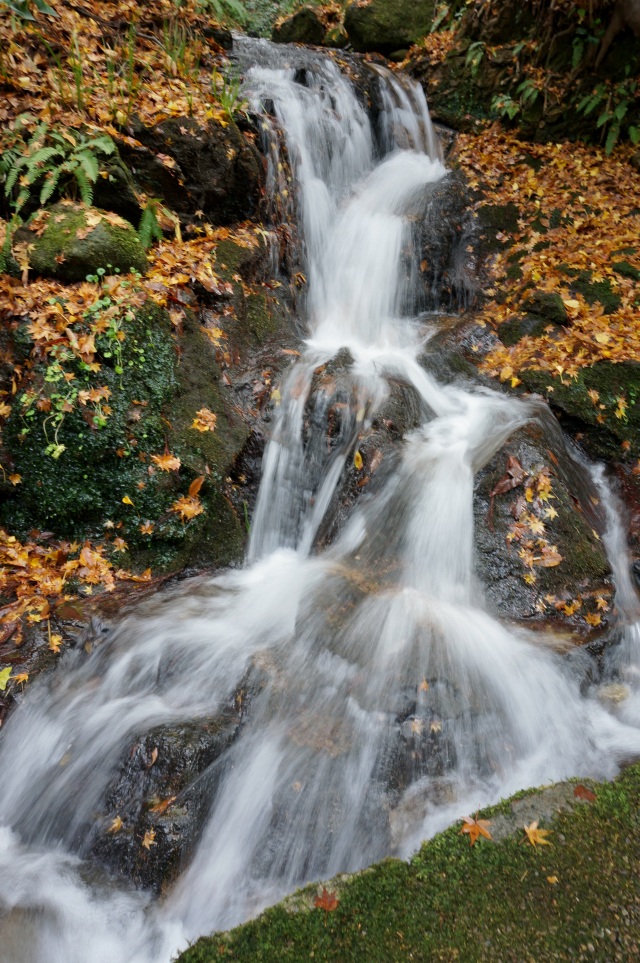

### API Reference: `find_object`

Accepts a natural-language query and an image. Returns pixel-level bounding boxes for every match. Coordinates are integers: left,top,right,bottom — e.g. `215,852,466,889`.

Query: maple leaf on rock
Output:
460,814,492,845
523,821,553,847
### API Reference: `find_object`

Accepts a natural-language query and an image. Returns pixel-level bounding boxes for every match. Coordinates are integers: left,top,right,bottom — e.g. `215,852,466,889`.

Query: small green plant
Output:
576,73,640,154
212,68,248,120
0,0,56,21
195,0,247,26
68,30,86,112
465,41,485,78
2,117,116,213
137,199,165,251
491,93,520,121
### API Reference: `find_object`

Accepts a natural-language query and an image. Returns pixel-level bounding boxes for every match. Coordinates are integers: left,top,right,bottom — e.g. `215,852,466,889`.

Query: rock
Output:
344,0,436,54
272,5,326,45
474,419,614,642
520,290,568,325
116,116,263,225
16,202,147,281
520,361,640,461
324,24,349,48
86,711,243,893
419,170,478,311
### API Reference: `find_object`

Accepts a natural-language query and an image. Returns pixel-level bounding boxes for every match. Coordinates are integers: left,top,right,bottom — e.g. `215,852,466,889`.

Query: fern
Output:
2,115,116,213
137,199,165,251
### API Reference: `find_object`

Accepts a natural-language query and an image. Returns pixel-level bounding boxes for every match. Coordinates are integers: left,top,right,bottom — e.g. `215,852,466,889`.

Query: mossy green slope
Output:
177,763,640,962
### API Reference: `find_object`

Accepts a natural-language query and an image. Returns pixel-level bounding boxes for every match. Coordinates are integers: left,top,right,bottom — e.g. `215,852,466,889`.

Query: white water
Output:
2,41,640,962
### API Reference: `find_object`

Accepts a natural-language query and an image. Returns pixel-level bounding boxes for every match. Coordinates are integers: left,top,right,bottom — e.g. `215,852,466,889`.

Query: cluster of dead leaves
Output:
453,126,640,380
0,0,233,134
0,526,151,657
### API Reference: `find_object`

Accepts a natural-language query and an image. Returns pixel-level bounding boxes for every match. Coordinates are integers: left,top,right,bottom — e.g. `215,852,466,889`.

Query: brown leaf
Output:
314,887,339,912
573,784,596,803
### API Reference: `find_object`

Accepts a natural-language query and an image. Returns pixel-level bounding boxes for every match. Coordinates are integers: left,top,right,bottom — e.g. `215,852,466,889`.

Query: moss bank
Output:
177,762,640,962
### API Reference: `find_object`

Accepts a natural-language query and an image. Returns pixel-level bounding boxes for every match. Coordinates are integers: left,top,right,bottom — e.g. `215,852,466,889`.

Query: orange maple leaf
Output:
151,453,181,472
314,887,339,912
460,813,492,846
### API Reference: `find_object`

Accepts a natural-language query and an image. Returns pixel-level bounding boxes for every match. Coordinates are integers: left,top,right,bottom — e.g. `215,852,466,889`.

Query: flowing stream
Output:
2,39,640,963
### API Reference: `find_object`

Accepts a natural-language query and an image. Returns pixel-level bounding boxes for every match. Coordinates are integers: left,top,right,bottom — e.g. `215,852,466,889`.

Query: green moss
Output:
569,271,621,315
24,202,147,282
2,303,246,572
177,763,640,962
612,260,640,283
521,362,640,460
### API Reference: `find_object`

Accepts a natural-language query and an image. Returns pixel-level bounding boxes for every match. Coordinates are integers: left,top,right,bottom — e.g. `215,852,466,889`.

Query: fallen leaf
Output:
0,666,12,691
191,408,217,432
574,784,596,802
354,450,363,471
188,475,205,497
141,829,156,850
314,887,339,912
460,813,492,846
148,795,177,815
523,821,552,847
151,453,181,472
108,816,123,833
122,496,134,506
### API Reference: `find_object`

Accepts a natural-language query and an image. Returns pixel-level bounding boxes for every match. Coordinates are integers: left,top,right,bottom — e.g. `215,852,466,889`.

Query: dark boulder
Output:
272,5,326,45
116,116,263,225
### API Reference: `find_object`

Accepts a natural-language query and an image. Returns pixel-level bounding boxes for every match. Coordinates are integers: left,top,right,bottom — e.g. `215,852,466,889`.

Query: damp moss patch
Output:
176,762,640,962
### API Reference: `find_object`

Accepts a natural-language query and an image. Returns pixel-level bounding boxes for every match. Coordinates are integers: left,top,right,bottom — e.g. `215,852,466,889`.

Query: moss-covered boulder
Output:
272,5,326,45
521,361,640,462
16,202,147,282
176,763,640,963
344,0,436,54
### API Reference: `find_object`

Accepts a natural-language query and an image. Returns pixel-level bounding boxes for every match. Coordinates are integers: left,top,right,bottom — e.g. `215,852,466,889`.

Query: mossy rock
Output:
272,5,326,45
323,24,348,48
521,361,640,460
520,290,567,325
1,303,247,573
2,302,175,536
17,202,147,282
344,0,436,54
176,763,640,962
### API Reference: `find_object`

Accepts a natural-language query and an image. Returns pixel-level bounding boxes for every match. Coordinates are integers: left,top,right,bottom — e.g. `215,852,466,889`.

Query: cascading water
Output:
2,38,640,963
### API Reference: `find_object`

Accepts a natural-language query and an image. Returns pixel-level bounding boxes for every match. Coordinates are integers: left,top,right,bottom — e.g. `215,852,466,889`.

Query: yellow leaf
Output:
49,633,63,654
108,816,123,833
354,450,363,471
122,496,134,506
0,666,12,690
191,408,217,432
594,332,610,345
523,821,552,847
151,453,181,472
171,495,204,522
499,365,513,382
585,612,601,627
9,474,22,485
13,672,29,685
547,875,558,885
141,829,156,849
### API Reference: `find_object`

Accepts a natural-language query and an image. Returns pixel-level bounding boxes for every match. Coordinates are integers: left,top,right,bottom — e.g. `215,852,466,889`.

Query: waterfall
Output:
1,39,640,963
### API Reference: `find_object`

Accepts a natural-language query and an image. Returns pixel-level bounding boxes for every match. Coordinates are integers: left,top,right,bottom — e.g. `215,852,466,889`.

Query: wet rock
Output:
86,711,242,893
419,170,478,311
344,0,436,55
272,5,326,45
474,420,614,642
116,117,263,225
16,202,147,281
520,290,568,325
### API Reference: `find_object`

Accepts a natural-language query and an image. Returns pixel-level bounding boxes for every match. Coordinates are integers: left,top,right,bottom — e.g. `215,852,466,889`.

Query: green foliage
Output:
0,0,56,21
576,73,639,154
211,68,248,120
193,0,247,26
491,93,520,121
465,41,485,78
137,200,165,251
2,117,116,213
